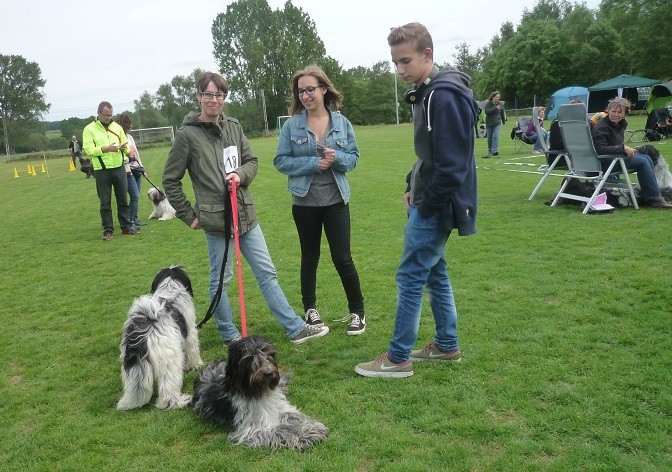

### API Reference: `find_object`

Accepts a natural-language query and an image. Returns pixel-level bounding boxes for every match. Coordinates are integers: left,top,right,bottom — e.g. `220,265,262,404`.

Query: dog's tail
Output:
117,297,156,410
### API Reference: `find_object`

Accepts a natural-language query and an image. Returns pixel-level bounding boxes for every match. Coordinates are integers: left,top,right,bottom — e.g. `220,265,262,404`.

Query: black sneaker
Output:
346,313,365,336
101,230,113,241
122,228,139,236
134,219,147,226
305,308,324,327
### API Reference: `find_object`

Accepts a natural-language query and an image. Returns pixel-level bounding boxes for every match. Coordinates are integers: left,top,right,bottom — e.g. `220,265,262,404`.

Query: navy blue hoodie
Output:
409,67,478,236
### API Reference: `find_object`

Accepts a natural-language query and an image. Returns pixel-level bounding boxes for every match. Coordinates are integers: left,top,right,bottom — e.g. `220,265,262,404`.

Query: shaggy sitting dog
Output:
147,187,176,221
117,266,203,410
191,335,329,450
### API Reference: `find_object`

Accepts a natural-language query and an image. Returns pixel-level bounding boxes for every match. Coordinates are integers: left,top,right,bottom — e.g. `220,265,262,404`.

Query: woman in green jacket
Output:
162,72,329,345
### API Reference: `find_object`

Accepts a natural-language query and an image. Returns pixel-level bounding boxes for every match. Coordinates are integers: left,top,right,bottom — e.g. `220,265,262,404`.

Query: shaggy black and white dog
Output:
117,266,203,410
147,187,176,221
191,335,329,450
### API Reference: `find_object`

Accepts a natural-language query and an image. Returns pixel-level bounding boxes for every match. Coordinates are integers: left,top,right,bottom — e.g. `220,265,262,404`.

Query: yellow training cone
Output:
69,160,76,171
13,167,19,178
41,162,46,173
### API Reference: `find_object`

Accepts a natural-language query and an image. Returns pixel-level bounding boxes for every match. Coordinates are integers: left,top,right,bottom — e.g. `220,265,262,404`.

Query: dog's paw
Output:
156,394,193,410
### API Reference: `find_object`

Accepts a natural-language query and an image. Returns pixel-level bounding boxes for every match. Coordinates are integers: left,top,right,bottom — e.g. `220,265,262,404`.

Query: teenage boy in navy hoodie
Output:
356,22,478,378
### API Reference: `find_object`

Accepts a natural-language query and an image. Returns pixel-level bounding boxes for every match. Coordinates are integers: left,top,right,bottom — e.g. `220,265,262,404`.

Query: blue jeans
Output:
528,130,549,150
486,124,501,154
127,173,139,222
601,153,661,200
205,225,305,342
388,206,459,363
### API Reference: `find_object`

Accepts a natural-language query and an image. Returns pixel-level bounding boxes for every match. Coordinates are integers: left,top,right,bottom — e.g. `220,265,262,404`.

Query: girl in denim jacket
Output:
274,65,366,336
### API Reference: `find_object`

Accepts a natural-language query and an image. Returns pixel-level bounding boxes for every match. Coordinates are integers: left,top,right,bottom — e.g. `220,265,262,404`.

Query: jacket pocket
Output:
197,202,227,233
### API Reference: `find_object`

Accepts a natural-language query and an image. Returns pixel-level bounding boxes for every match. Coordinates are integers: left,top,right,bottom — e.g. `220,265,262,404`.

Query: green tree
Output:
0,54,50,154
211,0,331,128
133,91,168,129
59,117,91,144
453,42,481,81
155,69,202,128
599,0,672,80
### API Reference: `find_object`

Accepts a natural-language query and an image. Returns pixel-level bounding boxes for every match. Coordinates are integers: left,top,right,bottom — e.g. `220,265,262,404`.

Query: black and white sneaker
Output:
346,313,365,336
305,308,324,327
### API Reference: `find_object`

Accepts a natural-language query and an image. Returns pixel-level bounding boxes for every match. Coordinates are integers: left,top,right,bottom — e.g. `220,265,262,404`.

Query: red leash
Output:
229,180,247,337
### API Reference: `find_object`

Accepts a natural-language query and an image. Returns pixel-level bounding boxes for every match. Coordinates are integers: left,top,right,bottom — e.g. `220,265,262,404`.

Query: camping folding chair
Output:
550,103,639,214
511,116,534,153
528,107,571,200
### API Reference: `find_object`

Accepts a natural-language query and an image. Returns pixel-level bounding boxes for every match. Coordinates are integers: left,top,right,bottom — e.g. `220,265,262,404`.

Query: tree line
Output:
2,0,670,155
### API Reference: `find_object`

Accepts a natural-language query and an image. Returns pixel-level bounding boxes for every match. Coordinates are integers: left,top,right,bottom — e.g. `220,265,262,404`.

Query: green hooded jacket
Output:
162,111,258,235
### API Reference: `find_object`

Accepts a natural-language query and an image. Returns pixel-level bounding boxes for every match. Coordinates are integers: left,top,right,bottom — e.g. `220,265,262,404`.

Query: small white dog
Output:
147,187,176,221
117,266,203,410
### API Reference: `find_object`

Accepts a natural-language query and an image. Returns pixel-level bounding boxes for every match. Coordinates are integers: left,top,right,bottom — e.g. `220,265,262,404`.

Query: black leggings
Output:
292,202,364,315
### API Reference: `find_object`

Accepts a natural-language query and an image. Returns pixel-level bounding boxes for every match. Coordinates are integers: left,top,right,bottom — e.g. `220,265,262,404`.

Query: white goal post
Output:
131,126,175,147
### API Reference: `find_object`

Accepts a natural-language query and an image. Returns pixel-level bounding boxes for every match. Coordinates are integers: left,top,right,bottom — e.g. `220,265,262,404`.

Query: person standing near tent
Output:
483,91,505,158
591,97,672,209
274,65,366,336
162,71,330,345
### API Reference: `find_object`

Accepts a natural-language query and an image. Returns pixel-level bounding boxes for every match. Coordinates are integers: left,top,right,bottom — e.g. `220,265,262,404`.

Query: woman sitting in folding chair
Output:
524,106,549,154
591,97,672,209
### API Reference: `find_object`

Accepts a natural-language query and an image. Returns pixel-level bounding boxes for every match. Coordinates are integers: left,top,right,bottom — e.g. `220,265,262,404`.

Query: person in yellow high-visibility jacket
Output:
83,101,138,241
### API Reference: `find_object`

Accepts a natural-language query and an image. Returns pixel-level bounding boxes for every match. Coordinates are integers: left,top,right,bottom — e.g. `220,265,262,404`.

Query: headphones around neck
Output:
403,83,427,104
402,66,439,104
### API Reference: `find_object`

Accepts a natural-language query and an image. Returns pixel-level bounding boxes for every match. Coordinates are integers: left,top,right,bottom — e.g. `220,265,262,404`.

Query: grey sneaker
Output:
290,324,329,344
355,353,413,378
346,313,365,336
410,342,461,362
305,308,324,327
101,229,113,241
122,227,139,236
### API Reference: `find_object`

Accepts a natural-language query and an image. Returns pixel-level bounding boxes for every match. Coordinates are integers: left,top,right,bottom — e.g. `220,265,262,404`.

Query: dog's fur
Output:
147,187,176,221
117,266,203,410
191,335,328,450
635,145,672,200
79,157,94,178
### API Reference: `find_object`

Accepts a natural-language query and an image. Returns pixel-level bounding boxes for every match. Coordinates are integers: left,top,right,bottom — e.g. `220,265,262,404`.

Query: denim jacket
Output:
274,109,359,204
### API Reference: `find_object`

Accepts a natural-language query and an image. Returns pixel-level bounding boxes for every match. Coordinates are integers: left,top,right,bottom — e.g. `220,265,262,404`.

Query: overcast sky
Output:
2,0,600,122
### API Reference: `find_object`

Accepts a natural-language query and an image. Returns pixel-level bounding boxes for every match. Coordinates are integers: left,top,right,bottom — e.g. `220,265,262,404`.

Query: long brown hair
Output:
288,65,343,115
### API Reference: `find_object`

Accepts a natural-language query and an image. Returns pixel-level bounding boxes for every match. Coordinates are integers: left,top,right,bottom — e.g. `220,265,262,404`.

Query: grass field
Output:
1,119,671,471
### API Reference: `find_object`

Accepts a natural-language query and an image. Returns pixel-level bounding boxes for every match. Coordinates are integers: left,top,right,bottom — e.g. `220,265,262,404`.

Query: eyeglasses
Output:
297,85,323,97
200,91,227,101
